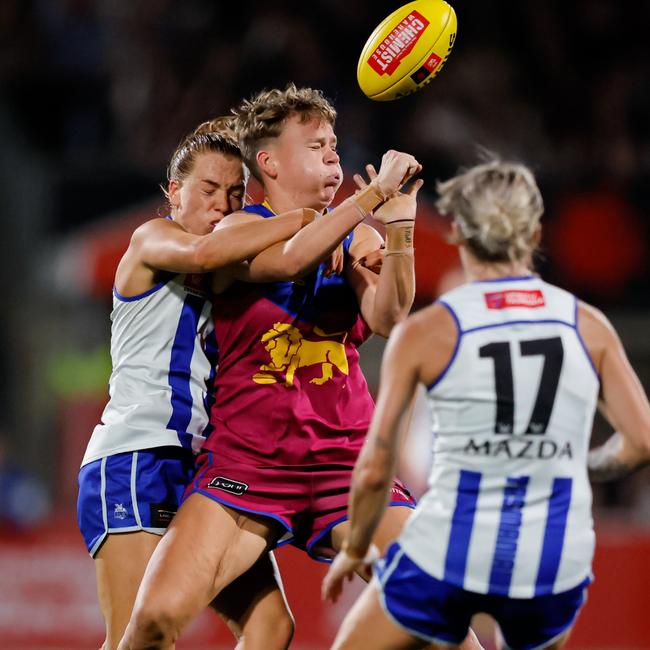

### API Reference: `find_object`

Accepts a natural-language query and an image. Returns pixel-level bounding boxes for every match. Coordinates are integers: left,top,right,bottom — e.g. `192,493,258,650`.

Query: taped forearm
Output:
385,221,414,256
368,227,415,334
346,183,386,218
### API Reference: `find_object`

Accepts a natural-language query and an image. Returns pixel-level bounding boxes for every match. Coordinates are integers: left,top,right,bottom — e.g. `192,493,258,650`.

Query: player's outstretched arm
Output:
236,151,421,283
578,302,650,481
132,209,311,274
346,166,423,337
116,210,312,296
322,305,457,602
322,318,422,603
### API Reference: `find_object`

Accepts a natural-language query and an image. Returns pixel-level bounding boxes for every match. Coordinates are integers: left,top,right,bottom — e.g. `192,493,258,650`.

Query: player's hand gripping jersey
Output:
400,276,599,598
203,204,375,467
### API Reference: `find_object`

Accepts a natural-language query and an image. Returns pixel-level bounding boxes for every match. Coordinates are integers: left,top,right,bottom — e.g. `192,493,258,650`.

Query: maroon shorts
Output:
185,450,416,561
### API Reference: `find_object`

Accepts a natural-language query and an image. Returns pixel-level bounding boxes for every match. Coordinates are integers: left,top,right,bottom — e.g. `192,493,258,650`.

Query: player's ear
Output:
532,224,542,247
168,180,181,211
256,150,277,180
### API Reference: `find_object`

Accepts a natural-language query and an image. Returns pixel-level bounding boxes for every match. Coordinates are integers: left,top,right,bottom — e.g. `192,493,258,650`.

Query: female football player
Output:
77,119,312,649
323,158,650,649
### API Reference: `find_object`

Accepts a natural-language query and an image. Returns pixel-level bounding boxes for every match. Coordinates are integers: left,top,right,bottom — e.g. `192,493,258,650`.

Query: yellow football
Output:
357,0,457,101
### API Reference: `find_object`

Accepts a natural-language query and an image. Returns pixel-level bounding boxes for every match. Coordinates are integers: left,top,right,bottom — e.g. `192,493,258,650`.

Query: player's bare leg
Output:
95,522,292,650
331,581,436,650
331,507,484,650
214,552,294,650
95,531,161,650
118,493,285,649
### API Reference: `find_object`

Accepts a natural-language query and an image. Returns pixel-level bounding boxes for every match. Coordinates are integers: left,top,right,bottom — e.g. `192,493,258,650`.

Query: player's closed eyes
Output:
308,141,337,150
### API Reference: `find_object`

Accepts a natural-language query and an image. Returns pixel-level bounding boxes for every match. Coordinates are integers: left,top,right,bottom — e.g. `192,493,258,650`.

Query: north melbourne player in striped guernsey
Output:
323,158,650,649
77,119,314,650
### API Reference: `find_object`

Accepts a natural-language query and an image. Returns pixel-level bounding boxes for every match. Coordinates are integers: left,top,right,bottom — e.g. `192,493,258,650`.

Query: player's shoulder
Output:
577,300,618,343
131,217,177,240
578,300,610,326
387,302,458,385
576,300,624,375
126,217,180,252
414,300,457,328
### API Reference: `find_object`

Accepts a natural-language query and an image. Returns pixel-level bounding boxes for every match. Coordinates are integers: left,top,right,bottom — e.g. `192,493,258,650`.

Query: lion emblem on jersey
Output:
252,323,349,387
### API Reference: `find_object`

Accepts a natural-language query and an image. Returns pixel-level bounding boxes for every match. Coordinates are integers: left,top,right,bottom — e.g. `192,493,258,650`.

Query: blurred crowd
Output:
0,0,649,518
1,0,649,302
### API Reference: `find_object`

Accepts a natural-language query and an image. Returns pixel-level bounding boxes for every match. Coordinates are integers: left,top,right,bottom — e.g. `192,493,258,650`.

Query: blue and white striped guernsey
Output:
81,272,217,467
399,276,599,598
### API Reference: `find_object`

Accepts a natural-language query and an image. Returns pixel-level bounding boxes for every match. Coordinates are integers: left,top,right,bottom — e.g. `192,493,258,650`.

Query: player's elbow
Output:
370,308,408,338
357,464,391,493
371,322,393,339
279,250,309,282
629,414,650,461
365,313,394,338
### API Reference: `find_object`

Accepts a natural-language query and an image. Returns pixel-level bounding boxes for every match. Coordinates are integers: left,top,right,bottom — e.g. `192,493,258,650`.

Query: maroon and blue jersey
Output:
203,203,375,466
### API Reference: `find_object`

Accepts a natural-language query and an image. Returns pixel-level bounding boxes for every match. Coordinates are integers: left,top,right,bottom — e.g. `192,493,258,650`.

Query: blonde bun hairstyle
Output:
163,116,243,206
436,158,544,263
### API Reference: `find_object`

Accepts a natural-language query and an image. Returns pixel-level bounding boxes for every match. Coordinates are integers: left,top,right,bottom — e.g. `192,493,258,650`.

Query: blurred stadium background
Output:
1,1,649,648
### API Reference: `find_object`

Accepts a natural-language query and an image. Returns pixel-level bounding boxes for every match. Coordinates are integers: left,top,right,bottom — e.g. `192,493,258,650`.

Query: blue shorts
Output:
375,542,590,650
77,447,196,557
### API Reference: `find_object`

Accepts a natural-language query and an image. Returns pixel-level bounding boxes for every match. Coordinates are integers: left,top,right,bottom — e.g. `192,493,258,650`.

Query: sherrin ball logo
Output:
357,0,457,101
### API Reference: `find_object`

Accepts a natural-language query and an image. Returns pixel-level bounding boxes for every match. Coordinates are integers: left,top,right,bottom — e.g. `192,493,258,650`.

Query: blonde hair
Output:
232,83,337,180
163,116,242,203
192,116,238,140
436,158,544,262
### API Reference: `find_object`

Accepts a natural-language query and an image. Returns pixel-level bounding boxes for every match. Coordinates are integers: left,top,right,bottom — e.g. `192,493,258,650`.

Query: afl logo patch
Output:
207,476,249,496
